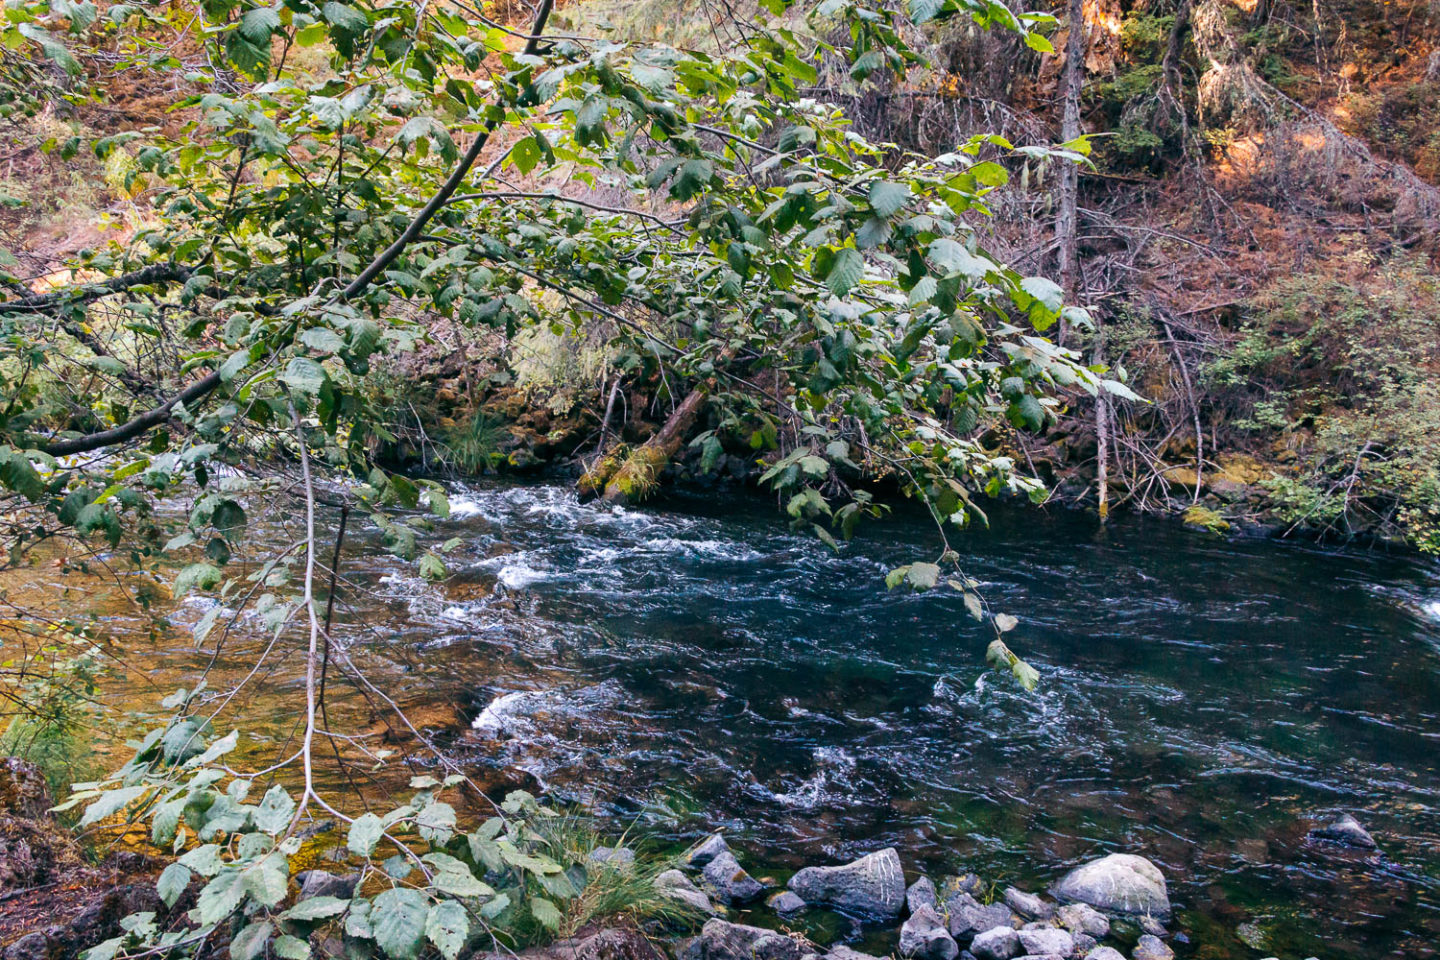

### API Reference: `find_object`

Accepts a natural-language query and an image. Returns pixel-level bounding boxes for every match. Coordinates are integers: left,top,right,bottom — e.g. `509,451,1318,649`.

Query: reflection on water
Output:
12,481,1440,958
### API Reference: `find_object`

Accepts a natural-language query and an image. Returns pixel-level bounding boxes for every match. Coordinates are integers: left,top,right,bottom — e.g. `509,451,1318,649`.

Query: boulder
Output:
297,870,359,901
1050,855,1170,920
1085,949,1125,960
702,852,765,905
1056,904,1108,940
682,920,809,960
1015,929,1072,959
1131,936,1173,960
590,846,637,869
827,949,884,960
657,869,718,914
969,927,1020,960
1137,917,1167,939
944,874,987,900
686,834,731,868
2,933,56,960
1003,888,1054,921
946,893,1019,944
788,848,906,921
899,905,959,960
768,891,807,914
517,926,664,960
1308,814,1377,850
908,876,940,914
1071,934,1097,957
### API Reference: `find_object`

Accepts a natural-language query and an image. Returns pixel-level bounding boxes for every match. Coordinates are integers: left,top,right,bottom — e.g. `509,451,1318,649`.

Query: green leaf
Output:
274,936,311,960
426,901,470,960
230,921,273,960
529,896,563,931
197,870,247,925
994,613,1018,633
281,357,328,395
868,180,910,218
157,862,190,908
253,785,295,835
373,888,429,960
825,247,864,296
1020,276,1063,313
906,562,940,590
418,553,446,581
242,854,290,907
284,896,352,922
175,562,223,597
348,812,385,857
969,161,1009,187
79,785,148,828
239,7,281,43
322,2,369,33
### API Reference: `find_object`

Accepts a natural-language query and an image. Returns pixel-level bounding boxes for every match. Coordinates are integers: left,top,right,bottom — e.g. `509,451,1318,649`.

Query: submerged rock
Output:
908,876,940,914
1003,888,1055,921
297,869,359,900
656,869,719,914
968,927,1020,960
1056,904,1109,940
768,890,807,914
788,848,906,920
702,851,766,905
1050,854,1171,920
1131,935,1174,960
943,873,987,900
1084,949,1125,960
1308,814,1377,850
682,920,809,960
946,893,1019,944
687,834,732,868
899,904,960,960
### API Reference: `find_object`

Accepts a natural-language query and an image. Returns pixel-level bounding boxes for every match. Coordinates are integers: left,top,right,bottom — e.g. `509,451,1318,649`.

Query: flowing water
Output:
37,481,1440,958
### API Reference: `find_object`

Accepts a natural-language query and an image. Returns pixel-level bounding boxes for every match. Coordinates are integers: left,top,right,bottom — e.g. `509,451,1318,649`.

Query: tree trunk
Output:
1055,0,1087,322
580,386,709,504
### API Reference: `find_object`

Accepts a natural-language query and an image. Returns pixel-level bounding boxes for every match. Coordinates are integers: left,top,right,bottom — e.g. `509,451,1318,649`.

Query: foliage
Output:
60,696,695,960
0,621,103,797
1206,252,1440,550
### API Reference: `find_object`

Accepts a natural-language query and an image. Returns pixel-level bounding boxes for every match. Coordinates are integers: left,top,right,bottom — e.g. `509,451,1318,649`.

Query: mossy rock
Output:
1182,505,1231,534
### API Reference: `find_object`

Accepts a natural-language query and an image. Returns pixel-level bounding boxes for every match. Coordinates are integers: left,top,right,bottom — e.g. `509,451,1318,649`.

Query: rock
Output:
686,834,731,868
1056,904,1109,940
969,927,1020,960
944,874,987,900
1072,934,1097,956
702,852,766,905
0,758,52,820
1085,950,1126,960
1137,917,1167,939
767,891,807,914
1308,814,1377,849
590,846,637,869
297,869,359,900
908,876,940,914
3,933,56,960
682,920,809,960
518,925,665,960
1003,888,1054,921
946,893,1018,944
899,905,960,960
827,949,883,960
1131,936,1173,960
787,848,906,921
1050,854,1171,920
1012,956,1065,960
657,869,718,915
1015,929,1072,959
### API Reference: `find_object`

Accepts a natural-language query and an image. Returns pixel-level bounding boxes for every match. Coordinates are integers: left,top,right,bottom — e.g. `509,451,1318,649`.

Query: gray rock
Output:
1056,904,1109,940
3,933,55,960
1308,814,1377,850
657,869,719,914
1072,934,1097,956
1085,950,1126,960
827,949,884,960
788,848,906,920
1050,854,1171,920
1131,936,1173,960
1012,956,1066,960
900,905,960,960
908,876,940,914
686,834,732,868
1137,917,1168,939
947,893,1019,943
768,890,807,914
298,870,359,901
969,927,1020,960
1004,888,1055,921
1016,928,1072,959
590,846,636,869
945,873,987,900
682,920,809,960
702,851,766,905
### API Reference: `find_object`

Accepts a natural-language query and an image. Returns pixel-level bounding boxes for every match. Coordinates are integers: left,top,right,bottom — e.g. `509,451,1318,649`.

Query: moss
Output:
1182,505,1231,533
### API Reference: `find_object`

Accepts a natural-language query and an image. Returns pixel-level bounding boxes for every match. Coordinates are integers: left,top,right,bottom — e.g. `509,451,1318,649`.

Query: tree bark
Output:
594,387,709,504
1055,0,1087,319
